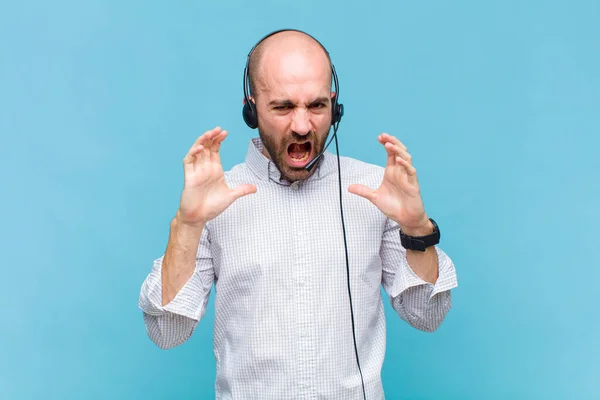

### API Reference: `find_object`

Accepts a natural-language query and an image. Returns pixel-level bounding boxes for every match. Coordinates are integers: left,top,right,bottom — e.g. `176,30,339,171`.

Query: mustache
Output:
284,131,321,146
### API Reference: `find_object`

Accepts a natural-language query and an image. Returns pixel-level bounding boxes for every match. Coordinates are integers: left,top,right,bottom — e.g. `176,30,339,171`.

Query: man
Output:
139,29,458,399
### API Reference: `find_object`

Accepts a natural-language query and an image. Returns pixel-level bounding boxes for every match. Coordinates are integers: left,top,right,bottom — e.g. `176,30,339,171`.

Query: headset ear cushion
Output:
332,103,344,125
243,101,258,129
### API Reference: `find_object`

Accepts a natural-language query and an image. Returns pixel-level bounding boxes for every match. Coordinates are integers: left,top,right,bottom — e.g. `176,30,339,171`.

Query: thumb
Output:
230,184,257,201
348,184,375,202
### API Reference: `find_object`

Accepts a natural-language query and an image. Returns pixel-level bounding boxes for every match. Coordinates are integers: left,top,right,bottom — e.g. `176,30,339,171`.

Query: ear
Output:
330,91,337,101
243,96,255,105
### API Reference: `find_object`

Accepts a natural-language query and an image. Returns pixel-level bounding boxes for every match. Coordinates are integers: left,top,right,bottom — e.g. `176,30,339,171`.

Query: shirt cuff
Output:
389,246,458,302
138,257,209,321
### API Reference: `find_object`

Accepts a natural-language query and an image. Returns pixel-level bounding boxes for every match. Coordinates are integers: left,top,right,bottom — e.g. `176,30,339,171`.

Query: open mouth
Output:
286,141,313,168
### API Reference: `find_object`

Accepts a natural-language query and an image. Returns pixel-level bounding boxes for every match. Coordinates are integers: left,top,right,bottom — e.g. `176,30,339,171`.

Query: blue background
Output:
1,0,599,399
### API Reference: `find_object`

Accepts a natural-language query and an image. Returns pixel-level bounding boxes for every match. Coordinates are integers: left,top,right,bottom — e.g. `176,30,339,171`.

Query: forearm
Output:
381,215,458,332
138,216,214,349
401,218,439,284
162,211,205,306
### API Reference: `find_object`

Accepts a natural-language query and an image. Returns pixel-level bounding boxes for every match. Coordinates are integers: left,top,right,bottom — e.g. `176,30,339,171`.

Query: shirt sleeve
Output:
138,224,215,349
380,217,458,332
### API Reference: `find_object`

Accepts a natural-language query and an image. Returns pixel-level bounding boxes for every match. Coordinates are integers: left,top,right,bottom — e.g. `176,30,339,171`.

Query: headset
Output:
242,29,344,130
242,29,367,400
242,29,345,172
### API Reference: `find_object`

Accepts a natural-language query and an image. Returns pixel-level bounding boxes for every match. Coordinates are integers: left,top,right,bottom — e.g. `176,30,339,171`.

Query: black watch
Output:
399,218,440,252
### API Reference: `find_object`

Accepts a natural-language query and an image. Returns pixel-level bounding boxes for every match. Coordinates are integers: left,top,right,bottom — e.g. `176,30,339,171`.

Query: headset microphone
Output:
304,121,340,171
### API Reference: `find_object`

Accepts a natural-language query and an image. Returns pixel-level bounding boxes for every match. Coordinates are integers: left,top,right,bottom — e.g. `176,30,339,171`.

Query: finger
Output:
383,142,413,170
394,157,418,186
184,144,204,162
206,130,227,166
209,130,228,164
395,156,417,176
210,130,228,152
195,144,211,162
395,148,413,166
192,126,222,149
381,132,407,151
202,128,222,150
384,141,413,165
379,133,407,152
229,184,257,201
187,144,211,172
188,144,205,155
348,184,375,202
385,150,395,168
381,140,396,168
183,144,204,174
195,145,211,168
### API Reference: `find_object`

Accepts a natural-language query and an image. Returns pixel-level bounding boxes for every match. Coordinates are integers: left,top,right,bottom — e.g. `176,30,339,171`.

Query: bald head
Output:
248,30,332,97
244,31,337,183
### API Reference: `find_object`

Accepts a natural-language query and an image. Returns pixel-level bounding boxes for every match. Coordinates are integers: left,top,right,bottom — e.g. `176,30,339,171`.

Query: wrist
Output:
400,216,432,237
173,211,205,234
399,217,440,252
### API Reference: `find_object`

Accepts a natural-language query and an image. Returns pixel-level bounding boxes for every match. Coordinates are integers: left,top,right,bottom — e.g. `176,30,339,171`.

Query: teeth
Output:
290,152,309,162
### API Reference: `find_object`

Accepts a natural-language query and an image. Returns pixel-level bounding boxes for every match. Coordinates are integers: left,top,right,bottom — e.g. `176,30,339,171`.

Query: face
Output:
252,50,334,182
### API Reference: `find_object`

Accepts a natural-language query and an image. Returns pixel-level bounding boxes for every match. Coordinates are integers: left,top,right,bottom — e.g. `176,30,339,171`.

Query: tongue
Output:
289,143,310,159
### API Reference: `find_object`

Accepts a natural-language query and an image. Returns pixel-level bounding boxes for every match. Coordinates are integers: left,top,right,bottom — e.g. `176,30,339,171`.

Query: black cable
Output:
333,124,367,400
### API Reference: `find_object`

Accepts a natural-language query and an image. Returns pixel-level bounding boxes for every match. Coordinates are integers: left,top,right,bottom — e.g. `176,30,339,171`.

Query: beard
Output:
258,127,330,183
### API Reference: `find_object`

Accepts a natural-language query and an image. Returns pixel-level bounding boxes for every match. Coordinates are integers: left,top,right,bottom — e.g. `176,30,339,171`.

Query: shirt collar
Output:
245,137,336,185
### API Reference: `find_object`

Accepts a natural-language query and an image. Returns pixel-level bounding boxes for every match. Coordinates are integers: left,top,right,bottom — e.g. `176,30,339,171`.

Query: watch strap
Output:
399,218,440,252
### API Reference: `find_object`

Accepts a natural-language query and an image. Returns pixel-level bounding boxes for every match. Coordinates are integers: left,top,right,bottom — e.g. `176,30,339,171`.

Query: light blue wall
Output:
1,1,598,399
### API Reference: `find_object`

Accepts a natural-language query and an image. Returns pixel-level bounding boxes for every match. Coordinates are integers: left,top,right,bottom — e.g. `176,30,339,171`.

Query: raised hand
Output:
178,126,257,227
348,133,431,235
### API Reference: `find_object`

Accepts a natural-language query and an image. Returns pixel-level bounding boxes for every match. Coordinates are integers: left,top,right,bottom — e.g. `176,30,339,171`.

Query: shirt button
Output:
291,182,300,190
298,280,305,287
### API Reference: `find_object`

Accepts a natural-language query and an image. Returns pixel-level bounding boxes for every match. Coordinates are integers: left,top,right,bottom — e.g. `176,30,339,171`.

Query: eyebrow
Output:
268,97,330,107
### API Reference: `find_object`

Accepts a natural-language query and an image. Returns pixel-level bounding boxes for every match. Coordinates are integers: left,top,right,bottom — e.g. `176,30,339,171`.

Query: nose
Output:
290,109,311,136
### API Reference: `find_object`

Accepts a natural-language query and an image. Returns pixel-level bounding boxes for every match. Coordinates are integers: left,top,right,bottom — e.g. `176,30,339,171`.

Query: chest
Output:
209,180,386,290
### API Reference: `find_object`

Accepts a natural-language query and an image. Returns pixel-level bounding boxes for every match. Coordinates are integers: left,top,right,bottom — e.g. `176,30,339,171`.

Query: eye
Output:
311,102,326,109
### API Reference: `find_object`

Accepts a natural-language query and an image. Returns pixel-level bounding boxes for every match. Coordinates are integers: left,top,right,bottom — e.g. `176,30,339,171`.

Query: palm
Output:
349,133,427,229
179,127,256,226
375,166,423,227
